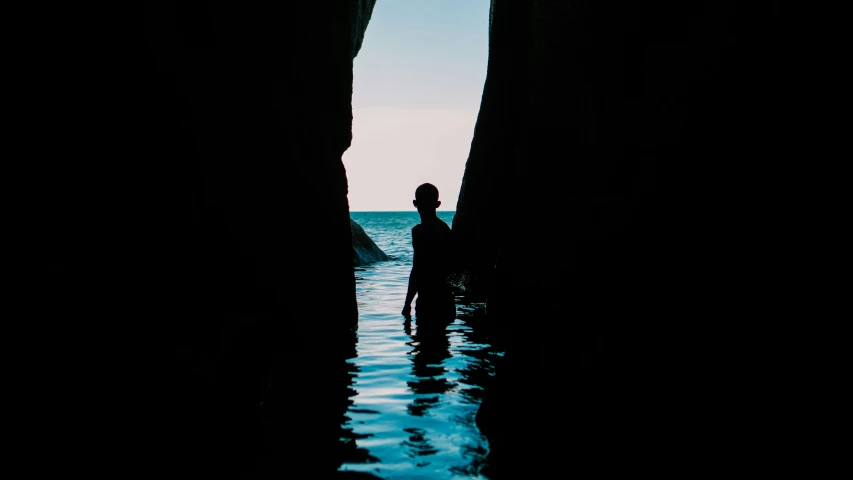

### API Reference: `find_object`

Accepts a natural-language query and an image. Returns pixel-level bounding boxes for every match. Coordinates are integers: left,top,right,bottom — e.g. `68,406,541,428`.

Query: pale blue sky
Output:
344,0,490,211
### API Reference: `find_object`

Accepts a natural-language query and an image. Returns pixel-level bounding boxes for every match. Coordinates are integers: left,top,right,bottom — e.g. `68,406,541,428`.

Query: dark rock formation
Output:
351,219,389,265
37,1,380,477
452,1,791,477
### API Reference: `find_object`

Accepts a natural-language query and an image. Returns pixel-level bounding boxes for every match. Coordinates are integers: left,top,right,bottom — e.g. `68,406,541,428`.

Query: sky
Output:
344,0,491,212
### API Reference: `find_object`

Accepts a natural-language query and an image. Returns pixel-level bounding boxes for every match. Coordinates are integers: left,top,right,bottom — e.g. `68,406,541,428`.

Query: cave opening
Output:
343,0,490,214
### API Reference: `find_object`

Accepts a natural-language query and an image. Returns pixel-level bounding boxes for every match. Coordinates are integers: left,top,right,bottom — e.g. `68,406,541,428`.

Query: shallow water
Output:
340,212,502,479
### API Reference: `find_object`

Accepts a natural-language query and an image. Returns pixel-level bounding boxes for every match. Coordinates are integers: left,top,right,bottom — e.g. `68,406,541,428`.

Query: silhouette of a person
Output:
402,183,455,321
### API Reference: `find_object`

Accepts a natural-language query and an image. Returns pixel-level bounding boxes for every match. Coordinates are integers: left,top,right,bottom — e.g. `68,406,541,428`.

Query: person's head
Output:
413,183,441,213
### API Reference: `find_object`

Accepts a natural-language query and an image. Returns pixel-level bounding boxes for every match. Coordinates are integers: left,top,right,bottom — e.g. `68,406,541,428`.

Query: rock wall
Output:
129,2,376,476
453,1,789,477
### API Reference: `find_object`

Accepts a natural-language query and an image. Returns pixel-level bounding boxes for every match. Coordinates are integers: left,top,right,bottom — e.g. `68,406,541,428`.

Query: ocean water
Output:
340,211,503,479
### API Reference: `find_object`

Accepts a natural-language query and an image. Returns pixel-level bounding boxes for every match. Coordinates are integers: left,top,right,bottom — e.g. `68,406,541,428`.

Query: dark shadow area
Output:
74,3,378,478
449,2,792,478
256,326,373,477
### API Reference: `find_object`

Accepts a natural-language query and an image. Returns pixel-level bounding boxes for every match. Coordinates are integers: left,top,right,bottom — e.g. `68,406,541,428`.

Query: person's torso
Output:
413,219,453,289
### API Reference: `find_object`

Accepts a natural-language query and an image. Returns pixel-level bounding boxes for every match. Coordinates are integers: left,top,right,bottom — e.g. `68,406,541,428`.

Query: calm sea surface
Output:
340,211,503,479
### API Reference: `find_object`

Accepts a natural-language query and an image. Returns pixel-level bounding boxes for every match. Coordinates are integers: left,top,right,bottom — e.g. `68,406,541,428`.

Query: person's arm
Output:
402,227,419,317
402,267,417,317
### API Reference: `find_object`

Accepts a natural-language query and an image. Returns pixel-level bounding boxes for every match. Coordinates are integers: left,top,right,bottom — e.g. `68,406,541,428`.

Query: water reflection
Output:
338,329,381,466
258,325,381,476
404,312,454,419
448,301,497,478
452,302,499,408
340,255,503,478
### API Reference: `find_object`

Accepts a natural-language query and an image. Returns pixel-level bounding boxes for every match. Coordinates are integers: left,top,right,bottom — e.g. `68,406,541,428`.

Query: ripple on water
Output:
341,212,499,479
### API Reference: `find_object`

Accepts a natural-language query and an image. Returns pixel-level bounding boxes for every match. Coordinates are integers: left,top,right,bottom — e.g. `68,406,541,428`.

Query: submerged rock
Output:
351,219,389,266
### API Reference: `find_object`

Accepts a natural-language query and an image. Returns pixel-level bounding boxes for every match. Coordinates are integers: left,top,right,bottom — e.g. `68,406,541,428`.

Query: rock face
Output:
108,2,377,477
452,1,789,477
351,219,389,265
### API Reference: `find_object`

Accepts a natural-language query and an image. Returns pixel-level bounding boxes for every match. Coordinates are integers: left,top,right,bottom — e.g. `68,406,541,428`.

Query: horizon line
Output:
350,210,456,213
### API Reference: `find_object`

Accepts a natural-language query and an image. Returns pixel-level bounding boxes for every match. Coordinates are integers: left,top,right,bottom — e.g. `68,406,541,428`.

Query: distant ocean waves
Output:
350,211,455,261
